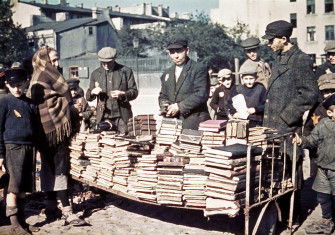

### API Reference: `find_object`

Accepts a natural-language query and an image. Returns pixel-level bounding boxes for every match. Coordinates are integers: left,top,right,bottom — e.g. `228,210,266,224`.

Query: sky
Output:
46,0,219,15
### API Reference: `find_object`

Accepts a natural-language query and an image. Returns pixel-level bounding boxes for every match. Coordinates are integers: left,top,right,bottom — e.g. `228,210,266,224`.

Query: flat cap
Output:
318,73,335,90
239,63,258,75
262,20,293,40
167,37,188,50
241,37,260,50
98,47,117,62
217,69,232,78
4,69,28,85
322,93,335,109
324,41,335,53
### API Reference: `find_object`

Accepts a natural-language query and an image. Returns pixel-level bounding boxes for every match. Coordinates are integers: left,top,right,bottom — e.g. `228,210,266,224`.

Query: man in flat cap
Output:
240,37,271,88
158,37,210,129
315,41,335,79
86,47,138,134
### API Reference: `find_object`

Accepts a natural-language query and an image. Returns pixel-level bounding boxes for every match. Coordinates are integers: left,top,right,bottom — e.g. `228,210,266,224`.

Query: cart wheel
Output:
253,202,278,235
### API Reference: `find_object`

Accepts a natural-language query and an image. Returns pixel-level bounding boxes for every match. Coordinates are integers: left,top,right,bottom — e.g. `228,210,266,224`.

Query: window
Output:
290,13,297,28
325,0,334,12
307,26,316,41
69,66,79,79
290,0,296,2
307,0,315,14
88,26,93,35
325,25,335,40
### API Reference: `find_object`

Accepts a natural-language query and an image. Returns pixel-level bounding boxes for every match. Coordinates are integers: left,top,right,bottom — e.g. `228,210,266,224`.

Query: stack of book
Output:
156,118,182,145
199,120,227,132
156,155,185,205
203,144,262,217
128,154,158,202
128,114,157,137
178,129,203,154
225,119,249,145
248,127,276,147
201,131,225,147
69,133,89,178
81,133,101,182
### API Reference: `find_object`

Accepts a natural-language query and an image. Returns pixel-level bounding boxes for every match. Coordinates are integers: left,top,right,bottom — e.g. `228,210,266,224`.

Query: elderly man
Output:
315,41,335,79
86,47,138,134
158,37,210,130
240,37,271,88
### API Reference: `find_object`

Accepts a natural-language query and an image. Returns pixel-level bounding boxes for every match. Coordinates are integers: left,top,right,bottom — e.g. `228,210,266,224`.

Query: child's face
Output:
327,106,335,120
245,48,259,61
218,76,232,88
242,75,256,88
5,81,27,97
70,89,78,97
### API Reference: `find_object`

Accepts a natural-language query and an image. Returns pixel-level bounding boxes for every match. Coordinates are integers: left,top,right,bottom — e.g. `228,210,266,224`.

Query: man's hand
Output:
110,90,125,99
91,87,102,96
292,133,302,145
0,159,3,168
166,103,180,117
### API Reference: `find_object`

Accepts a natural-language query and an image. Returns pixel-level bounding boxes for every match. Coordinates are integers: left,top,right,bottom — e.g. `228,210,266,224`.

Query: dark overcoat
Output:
86,63,138,124
158,57,210,130
263,45,319,133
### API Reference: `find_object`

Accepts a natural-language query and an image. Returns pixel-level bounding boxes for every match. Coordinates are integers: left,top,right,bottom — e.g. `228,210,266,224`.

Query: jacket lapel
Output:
175,58,192,95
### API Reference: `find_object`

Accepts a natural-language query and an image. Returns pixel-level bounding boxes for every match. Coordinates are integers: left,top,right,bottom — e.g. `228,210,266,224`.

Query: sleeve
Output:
178,63,210,115
209,87,220,111
280,55,320,127
121,68,138,102
86,70,97,102
81,100,93,121
158,72,171,109
0,99,7,159
255,85,267,114
301,121,322,149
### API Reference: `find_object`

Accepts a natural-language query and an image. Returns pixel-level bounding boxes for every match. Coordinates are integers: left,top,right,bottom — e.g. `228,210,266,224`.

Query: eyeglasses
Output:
8,82,26,88
218,77,232,81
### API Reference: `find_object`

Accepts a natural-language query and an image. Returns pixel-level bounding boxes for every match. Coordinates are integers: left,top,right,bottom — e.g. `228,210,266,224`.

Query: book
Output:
205,144,262,157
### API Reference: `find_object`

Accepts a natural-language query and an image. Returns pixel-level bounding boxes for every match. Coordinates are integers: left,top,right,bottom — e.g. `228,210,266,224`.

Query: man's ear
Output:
282,36,288,44
186,47,190,56
326,109,333,117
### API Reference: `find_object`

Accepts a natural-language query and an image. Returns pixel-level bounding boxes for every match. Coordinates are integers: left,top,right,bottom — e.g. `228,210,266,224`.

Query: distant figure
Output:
315,41,335,79
86,47,138,134
240,37,271,88
11,62,22,69
158,37,210,129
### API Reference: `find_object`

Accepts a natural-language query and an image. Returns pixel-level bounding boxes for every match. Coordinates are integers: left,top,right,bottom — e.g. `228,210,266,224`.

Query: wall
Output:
96,23,118,50
11,2,42,28
58,26,87,59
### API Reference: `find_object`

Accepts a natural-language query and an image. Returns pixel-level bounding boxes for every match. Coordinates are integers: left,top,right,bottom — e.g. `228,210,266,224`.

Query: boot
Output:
17,199,40,233
305,218,335,234
45,199,61,222
61,205,87,226
6,206,30,235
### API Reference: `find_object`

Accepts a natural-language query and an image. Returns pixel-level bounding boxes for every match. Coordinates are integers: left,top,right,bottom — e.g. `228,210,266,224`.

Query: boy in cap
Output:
209,68,237,120
240,37,271,88
86,47,138,134
159,37,210,129
293,94,335,234
316,41,335,79
235,64,267,127
0,69,39,234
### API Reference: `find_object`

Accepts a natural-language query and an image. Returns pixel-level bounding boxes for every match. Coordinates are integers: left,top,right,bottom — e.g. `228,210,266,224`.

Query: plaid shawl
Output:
27,46,72,146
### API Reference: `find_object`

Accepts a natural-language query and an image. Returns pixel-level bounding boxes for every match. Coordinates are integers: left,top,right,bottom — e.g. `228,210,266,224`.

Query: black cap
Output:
167,37,188,50
241,37,260,50
66,78,80,90
322,94,335,109
4,69,27,86
262,20,293,40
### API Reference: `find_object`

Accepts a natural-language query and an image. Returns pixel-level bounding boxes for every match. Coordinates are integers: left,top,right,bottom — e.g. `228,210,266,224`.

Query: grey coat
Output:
263,45,319,133
158,57,210,130
86,63,138,124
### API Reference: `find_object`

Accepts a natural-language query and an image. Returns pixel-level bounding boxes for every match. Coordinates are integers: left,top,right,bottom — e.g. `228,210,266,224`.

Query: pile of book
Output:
81,133,101,182
199,120,227,132
248,127,277,147
69,133,89,178
198,120,226,147
156,155,185,205
178,129,203,154
203,144,262,217
128,114,157,137
225,119,248,145
128,154,158,202
156,118,182,145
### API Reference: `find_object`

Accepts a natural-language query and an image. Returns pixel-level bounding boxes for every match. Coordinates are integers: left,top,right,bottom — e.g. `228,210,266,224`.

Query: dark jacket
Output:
302,118,335,170
0,94,38,159
86,63,138,124
159,57,210,130
210,84,237,120
315,61,335,80
237,83,267,123
263,45,319,133
0,90,7,99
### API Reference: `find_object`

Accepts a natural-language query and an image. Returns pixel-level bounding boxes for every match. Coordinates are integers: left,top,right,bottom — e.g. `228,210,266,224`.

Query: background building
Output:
210,0,335,64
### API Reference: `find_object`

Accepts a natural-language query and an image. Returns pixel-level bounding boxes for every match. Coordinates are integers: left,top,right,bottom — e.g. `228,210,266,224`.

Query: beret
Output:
167,37,188,50
241,37,260,50
98,47,117,62
318,73,335,90
262,20,293,40
322,93,335,109
4,69,27,85
217,69,232,78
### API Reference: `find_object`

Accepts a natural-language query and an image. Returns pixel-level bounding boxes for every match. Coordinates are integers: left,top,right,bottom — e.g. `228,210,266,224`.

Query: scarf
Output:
27,46,72,146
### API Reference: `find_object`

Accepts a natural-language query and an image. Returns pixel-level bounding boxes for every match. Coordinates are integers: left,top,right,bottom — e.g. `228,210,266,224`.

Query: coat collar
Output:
175,57,192,94
96,63,122,89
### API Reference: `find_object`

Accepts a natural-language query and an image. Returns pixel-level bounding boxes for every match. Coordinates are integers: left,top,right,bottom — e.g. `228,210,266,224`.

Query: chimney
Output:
40,0,48,4
158,5,163,17
92,7,98,19
59,0,67,5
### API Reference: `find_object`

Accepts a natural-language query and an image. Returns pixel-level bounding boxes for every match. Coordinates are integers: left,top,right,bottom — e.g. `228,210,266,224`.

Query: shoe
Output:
305,218,334,234
61,206,87,227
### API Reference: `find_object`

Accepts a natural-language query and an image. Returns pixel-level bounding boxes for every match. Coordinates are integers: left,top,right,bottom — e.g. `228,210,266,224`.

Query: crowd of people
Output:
0,19,334,234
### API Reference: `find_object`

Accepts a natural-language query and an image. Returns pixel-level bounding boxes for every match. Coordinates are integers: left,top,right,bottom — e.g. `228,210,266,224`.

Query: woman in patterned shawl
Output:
28,46,86,226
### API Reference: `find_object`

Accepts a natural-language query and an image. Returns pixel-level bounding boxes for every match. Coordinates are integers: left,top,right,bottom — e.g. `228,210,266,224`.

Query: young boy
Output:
235,65,267,127
0,69,39,234
294,94,335,234
209,69,237,120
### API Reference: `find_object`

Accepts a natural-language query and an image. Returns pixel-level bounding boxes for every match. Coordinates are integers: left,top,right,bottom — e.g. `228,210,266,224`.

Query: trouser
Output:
317,192,335,220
